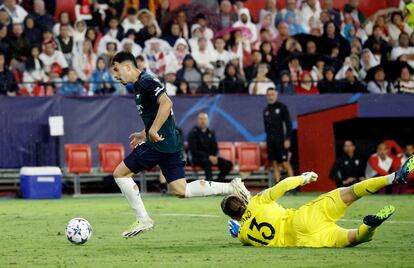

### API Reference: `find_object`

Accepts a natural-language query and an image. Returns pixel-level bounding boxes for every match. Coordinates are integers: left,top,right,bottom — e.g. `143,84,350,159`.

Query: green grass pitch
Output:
1,194,413,267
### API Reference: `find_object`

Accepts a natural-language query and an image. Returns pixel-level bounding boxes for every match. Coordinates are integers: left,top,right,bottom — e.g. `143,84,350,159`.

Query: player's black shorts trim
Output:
267,140,289,163
123,143,186,183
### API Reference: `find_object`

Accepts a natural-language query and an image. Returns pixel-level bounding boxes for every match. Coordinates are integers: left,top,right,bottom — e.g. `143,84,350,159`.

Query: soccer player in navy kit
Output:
110,52,250,238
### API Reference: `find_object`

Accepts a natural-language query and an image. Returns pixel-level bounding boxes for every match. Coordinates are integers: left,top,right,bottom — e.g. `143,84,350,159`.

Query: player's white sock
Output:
185,180,233,197
115,177,151,222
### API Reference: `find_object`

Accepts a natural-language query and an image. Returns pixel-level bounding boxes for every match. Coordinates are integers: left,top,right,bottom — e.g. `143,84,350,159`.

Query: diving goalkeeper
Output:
221,155,414,247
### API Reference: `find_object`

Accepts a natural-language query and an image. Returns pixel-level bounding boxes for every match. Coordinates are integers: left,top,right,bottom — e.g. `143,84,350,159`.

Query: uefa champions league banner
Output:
0,94,413,168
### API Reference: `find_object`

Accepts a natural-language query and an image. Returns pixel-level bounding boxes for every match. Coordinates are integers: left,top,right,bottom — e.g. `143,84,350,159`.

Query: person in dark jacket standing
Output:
188,112,233,181
330,140,365,187
263,87,294,183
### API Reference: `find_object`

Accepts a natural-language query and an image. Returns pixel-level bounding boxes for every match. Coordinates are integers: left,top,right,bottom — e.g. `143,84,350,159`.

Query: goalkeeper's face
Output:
221,195,247,221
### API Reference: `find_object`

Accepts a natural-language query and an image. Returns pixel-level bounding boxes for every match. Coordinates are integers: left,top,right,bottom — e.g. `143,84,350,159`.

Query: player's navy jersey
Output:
133,70,182,153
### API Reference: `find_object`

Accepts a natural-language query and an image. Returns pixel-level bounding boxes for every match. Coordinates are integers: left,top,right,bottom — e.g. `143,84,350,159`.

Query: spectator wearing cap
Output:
248,63,276,95
39,40,68,74
0,52,18,96
277,70,295,94
30,0,54,33
218,63,246,94
295,71,319,94
23,16,41,45
57,69,86,96
0,0,28,24
318,66,341,93
367,67,393,94
394,66,414,94
122,8,143,33
343,0,366,26
8,23,30,62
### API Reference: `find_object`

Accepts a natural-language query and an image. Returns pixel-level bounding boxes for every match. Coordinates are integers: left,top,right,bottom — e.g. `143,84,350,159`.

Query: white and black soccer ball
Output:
65,217,92,245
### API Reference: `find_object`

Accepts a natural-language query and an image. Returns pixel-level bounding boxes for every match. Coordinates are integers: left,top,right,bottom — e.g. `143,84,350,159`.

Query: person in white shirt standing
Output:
39,40,69,74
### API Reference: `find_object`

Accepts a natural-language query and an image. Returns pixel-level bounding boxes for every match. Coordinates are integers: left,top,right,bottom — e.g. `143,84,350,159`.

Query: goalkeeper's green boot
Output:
363,205,395,227
394,155,414,184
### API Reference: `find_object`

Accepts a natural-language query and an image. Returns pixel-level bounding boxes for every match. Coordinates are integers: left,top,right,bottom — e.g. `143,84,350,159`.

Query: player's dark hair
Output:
267,87,277,92
221,195,247,219
112,51,138,68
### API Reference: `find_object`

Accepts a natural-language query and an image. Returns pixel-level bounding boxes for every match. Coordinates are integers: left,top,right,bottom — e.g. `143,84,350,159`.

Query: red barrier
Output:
297,103,358,192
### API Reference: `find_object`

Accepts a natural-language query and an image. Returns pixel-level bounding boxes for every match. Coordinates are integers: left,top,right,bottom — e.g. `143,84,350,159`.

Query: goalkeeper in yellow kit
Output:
221,155,414,247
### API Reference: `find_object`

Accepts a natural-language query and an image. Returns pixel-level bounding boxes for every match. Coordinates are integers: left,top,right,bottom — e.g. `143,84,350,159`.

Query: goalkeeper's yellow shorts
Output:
292,189,351,247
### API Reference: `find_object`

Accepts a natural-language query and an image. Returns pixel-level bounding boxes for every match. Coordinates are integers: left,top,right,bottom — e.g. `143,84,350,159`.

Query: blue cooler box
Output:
20,167,62,199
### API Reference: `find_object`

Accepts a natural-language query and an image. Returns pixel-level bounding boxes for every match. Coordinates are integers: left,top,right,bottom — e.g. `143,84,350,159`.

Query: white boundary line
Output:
155,213,414,224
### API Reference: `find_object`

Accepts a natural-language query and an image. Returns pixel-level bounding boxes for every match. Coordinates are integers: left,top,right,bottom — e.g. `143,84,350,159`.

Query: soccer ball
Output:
65,217,92,245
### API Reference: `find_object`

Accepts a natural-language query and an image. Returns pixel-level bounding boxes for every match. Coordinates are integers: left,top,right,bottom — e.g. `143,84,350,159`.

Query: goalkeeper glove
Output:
302,171,318,185
228,220,240,238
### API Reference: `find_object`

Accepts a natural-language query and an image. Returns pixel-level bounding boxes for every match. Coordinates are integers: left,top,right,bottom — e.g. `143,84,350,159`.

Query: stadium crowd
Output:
1,0,414,96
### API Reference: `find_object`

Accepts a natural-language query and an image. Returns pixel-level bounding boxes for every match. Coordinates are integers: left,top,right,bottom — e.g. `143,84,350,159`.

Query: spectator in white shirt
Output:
388,11,412,44
53,11,73,37
73,20,87,44
192,37,217,72
391,32,414,69
233,8,258,43
213,37,232,79
0,0,28,24
249,63,276,95
72,40,97,82
195,13,214,41
301,0,321,33
39,40,69,74
122,8,143,33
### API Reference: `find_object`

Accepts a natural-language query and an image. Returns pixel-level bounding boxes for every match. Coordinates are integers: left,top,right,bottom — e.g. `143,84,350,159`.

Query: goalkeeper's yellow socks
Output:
352,174,394,198
356,223,376,243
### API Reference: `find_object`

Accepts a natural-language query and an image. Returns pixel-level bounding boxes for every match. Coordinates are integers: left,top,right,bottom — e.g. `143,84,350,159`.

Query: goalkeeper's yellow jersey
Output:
237,176,303,247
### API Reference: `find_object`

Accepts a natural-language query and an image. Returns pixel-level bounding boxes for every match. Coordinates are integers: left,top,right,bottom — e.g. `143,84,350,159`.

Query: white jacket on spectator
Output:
233,8,257,43
192,47,217,73
39,50,68,73
143,38,173,78
122,17,144,33
214,49,232,79
388,22,413,43
391,45,414,68
0,3,28,24
365,153,393,179
120,38,142,57
72,51,97,82
97,35,121,56
248,78,276,95
301,0,321,33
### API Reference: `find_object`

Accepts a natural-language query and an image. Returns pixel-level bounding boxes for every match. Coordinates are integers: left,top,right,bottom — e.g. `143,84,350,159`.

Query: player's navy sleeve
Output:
141,74,166,99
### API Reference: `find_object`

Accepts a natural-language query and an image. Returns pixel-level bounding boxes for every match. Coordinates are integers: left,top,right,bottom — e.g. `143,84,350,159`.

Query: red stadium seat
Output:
64,144,92,174
235,142,261,172
218,142,236,166
259,142,269,168
98,144,125,173
54,0,77,22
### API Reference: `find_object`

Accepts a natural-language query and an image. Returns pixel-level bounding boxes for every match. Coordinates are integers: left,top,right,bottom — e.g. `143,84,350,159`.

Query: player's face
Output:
112,62,132,85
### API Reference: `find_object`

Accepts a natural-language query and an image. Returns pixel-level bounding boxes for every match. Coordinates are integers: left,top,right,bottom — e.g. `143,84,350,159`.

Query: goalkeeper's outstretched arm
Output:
257,172,318,203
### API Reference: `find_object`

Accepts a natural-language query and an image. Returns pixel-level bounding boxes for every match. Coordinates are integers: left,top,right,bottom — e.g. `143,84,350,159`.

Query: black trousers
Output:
192,157,233,181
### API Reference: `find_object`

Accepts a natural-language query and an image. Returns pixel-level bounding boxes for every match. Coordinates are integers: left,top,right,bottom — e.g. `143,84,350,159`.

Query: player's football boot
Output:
122,219,154,239
394,155,414,184
231,177,251,203
363,205,395,227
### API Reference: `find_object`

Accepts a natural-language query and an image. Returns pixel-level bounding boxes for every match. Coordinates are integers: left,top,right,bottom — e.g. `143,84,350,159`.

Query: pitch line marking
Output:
155,213,414,224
